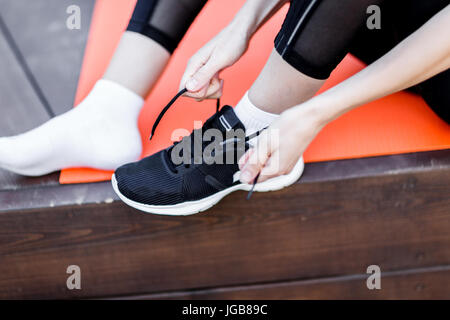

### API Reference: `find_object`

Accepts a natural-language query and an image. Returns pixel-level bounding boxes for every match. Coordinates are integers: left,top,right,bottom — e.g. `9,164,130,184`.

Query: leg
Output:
0,0,206,176
105,0,207,97
235,0,382,137
249,49,325,114
250,0,388,114
103,31,170,98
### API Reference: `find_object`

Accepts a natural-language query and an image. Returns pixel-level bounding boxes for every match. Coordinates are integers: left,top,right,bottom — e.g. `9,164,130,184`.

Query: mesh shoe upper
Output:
115,106,248,206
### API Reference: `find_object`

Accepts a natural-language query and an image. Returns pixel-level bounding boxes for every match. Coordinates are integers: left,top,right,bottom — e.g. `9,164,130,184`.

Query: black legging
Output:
276,0,449,122
127,0,207,53
127,0,449,123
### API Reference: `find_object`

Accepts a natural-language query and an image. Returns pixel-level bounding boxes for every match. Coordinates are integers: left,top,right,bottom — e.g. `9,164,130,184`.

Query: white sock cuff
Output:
234,91,279,133
88,79,144,111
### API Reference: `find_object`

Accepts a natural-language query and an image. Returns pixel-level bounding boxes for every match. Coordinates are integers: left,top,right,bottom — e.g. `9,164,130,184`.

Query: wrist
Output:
288,98,329,132
301,93,349,128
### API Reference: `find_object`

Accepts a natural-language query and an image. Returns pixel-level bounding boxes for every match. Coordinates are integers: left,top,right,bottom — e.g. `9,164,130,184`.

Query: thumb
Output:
186,60,220,92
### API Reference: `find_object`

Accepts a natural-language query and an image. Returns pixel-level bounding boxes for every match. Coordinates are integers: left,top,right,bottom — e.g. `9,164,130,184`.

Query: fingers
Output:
192,76,224,101
257,152,281,183
203,77,224,100
185,59,218,92
179,52,206,93
180,49,226,100
240,148,296,184
239,133,271,184
184,58,224,99
257,152,296,183
207,87,223,100
238,148,254,169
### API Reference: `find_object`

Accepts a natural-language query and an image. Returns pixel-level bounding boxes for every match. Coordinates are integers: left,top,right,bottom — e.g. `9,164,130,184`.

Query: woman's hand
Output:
179,0,288,100
239,105,324,184
179,23,250,100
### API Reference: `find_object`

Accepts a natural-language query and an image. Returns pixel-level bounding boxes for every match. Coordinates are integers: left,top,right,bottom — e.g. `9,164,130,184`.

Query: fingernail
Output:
241,171,252,183
186,78,198,91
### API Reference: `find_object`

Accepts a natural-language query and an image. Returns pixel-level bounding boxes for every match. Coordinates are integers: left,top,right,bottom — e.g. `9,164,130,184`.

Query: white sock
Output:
234,91,279,144
0,79,144,176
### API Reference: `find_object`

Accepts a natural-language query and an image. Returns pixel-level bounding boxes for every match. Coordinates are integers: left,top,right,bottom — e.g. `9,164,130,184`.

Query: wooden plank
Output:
0,167,448,299
127,266,450,300
0,22,50,134
302,149,450,183
0,0,95,116
1,149,449,211
0,180,115,212
0,19,57,191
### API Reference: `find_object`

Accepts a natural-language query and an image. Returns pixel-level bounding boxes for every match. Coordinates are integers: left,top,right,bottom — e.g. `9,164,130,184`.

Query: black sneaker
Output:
111,90,304,215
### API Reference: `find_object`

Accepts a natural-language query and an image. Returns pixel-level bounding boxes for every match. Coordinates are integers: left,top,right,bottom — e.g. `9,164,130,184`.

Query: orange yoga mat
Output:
60,0,450,184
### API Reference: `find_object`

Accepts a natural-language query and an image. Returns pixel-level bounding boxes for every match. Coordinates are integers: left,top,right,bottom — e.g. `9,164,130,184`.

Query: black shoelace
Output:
149,88,265,200
149,88,221,140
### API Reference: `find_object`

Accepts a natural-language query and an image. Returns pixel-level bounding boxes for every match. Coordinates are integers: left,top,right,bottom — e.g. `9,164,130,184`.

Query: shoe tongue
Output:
215,106,245,132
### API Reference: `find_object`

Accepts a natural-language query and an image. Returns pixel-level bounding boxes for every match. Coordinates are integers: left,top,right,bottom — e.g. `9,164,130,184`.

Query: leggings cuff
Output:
274,44,332,80
127,21,177,54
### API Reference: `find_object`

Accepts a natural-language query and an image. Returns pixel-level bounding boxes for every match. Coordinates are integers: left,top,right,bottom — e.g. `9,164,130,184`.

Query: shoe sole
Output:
112,157,304,216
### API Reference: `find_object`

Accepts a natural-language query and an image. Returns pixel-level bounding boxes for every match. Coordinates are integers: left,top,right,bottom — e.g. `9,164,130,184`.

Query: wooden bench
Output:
0,149,449,299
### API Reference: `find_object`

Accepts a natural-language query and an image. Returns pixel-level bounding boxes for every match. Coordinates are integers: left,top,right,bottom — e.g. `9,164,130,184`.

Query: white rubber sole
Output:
112,157,304,216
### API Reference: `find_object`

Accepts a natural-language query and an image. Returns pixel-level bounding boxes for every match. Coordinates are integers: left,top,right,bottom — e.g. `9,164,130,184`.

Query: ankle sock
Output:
234,91,279,144
0,79,144,176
